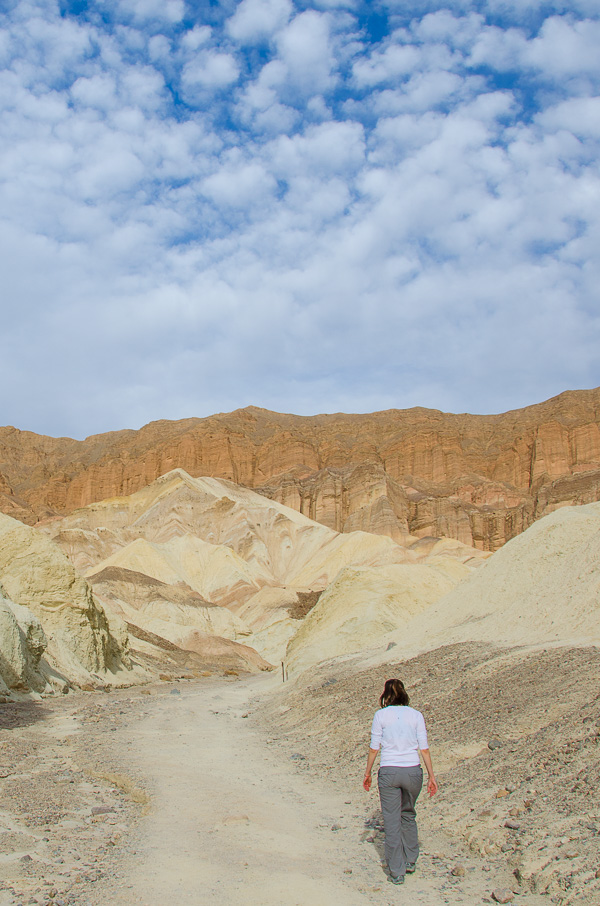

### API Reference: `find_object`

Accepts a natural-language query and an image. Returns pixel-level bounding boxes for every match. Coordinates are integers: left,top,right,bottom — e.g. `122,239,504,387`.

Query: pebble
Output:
169,689,181,696
491,890,514,903
488,739,504,750
505,820,521,830
451,865,466,877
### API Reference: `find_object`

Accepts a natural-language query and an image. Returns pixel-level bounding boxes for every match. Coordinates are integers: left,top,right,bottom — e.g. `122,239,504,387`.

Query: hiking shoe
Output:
388,875,405,885
406,863,416,873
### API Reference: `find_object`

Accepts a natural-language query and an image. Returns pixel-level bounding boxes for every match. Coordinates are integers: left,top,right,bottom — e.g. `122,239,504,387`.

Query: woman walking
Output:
363,678,438,885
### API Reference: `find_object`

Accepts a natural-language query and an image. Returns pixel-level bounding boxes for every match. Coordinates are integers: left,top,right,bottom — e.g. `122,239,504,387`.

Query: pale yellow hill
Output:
387,500,600,656
86,535,269,609
39,469,486,667
285,559,471,675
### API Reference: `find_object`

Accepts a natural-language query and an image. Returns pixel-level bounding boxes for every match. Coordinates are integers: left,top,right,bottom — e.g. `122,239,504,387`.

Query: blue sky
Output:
1,0,599,438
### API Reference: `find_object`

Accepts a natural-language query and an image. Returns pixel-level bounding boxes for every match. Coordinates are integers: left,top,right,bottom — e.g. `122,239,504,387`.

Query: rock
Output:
495,788,509,798
3,391,600,552
488,739,504,750
451,865,466,877
331,824,341,832
169,688,181,695
0,586,47,693
0,513,129,686
491,890,514,903
504,821,521,830
91,807,115,816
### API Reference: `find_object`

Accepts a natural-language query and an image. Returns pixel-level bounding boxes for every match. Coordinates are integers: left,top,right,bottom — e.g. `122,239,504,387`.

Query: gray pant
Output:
378,765,423,878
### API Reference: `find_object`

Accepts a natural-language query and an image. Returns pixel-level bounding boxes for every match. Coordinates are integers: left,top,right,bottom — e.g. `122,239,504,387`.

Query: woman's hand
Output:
427,775,438,797
363,773,372,792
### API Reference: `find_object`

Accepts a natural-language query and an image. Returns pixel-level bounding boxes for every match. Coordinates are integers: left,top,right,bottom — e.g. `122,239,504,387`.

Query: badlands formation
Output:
39,469,485,671
0,388,599,550
0,397,599,905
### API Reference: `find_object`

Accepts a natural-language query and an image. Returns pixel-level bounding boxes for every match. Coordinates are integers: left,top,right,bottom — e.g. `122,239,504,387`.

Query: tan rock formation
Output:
0,585,47,694
0,512,130,684
2,389,600,550
89,566,251,642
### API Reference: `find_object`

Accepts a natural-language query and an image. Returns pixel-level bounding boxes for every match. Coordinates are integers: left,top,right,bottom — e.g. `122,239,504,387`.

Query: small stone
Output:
488,739,504,750
366,835,375,843
170,688,181,695
595,868,600,879
344,868,352,874
501,843,513,852
91,806,115,816
504,820,521,830
496,789,509,799
491,890,514,903
563,850,579,859
451,865,466,877
331,824,341,832
20,854,33,863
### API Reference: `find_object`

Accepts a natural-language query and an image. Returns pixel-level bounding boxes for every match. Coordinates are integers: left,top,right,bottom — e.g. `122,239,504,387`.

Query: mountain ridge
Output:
2,387,600,550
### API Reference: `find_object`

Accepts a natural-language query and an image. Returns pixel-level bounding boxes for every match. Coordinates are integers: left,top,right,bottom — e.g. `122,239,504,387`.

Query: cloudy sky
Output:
1,0,599,438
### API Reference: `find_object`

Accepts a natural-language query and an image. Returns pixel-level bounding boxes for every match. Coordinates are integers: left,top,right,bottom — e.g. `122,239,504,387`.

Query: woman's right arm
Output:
420,748,438,797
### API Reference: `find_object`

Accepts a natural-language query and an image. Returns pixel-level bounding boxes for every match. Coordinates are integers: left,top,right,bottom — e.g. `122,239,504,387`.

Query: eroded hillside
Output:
1,389,600,549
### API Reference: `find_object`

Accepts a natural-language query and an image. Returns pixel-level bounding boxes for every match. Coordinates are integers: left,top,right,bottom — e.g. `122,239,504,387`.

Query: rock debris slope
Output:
1,388,600,549
388,500,600,656
0,512,131,689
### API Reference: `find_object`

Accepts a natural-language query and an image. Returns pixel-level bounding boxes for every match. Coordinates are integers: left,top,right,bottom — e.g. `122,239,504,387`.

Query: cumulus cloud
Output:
226,0,293,43
0,0,598,437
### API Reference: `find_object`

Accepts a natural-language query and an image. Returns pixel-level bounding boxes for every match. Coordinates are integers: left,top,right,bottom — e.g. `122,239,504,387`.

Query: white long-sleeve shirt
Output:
370,705,429,767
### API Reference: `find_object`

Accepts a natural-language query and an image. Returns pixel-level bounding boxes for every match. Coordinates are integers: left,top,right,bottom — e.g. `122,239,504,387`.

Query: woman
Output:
363,678,438,885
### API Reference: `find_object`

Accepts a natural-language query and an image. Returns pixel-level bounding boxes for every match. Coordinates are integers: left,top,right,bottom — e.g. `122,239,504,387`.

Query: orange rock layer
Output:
1,388,600,550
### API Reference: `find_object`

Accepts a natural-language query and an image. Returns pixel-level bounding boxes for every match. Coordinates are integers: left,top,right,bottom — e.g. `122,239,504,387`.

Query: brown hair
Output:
380,678,409,708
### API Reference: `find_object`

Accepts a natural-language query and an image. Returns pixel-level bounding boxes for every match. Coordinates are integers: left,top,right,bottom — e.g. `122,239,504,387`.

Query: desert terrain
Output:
0,397,599,905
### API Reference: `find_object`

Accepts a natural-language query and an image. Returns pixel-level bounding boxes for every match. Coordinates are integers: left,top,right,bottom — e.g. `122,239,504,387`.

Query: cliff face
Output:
1,388,599,550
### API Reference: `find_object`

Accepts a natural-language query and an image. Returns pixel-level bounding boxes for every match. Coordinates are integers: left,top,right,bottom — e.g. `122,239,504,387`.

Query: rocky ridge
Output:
1,388,599,549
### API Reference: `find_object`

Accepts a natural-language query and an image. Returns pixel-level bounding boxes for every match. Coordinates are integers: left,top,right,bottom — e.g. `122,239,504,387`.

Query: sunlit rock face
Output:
0,512,129,685
1,388,599,550
0,584,47,694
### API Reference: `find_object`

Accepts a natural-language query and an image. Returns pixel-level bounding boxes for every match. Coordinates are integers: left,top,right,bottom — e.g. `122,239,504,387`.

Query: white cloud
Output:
201,158,277,208
353,42,421,87
182,52,240,90
226,0,293,44
0,1,599,437
274,10,338,96
114,0,184,24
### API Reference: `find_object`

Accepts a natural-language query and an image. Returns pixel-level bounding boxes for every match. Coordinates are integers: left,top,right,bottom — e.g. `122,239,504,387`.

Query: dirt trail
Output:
74,676,549,906
0,676,552,906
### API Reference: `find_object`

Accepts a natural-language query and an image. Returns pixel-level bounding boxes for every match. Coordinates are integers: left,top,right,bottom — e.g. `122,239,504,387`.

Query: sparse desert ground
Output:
0,639,598,906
